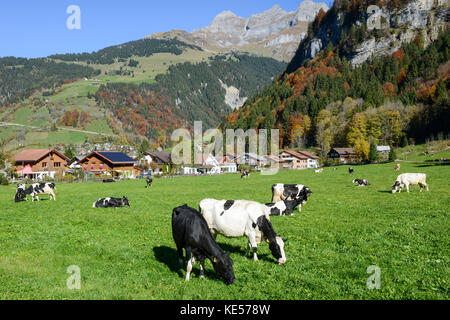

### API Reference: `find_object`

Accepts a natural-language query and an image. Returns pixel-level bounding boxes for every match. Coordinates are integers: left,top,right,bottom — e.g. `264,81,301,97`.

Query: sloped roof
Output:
281,150,308,160
82,151,136,164
331,148,355,155
265,155,284,163
14,149,51,162
296,150,320,159
97,151,135,163
146,151,171,164
14,149,69,162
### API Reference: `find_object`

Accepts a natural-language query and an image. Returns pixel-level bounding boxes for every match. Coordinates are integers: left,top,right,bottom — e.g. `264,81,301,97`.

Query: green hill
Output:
0,38,285,151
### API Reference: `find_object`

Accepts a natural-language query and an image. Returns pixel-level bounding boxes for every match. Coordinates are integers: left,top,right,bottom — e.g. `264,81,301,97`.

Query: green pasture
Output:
0,161,448,299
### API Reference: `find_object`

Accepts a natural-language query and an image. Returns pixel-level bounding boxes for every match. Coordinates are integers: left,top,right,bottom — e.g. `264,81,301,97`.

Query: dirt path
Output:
0,121,117,137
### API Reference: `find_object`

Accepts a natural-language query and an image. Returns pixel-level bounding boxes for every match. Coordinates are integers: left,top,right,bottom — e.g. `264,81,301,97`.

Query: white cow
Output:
392,173,429,193
199,199,287,265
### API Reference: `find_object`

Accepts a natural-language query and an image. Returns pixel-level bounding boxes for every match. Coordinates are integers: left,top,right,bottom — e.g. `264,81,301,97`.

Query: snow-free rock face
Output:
193,1,328,45
189,1,329,61
286,0,449,72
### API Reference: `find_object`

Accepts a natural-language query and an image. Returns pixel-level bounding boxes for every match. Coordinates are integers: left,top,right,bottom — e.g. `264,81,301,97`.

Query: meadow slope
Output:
0,162,448,299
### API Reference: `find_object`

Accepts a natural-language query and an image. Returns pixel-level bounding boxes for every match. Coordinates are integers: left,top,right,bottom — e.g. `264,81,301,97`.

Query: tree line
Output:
0,57,100,104
48,38,202,65
222,26,449,156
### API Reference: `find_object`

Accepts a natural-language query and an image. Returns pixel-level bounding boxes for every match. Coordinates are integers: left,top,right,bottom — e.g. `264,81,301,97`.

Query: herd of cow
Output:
12,167,429,285
173,183,312,284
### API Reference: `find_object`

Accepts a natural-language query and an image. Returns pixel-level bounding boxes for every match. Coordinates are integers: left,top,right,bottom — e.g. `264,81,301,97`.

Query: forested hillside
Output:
0,57,100,104
49,38,202,64
222,0,449,159
95,53,286,139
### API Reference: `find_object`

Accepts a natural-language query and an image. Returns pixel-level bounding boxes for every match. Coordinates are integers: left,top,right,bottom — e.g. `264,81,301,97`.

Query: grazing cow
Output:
14,184,27,202
395,164,401,171
24,183,57,201
265,197,304,216
102,179,115,183
172,204,235,284
352,178,371,187
146,176,153,188
271,184,312,205
92,196,130,208
349,167,354,175
199,199,287,265
241,171,250,178
392,173,429,193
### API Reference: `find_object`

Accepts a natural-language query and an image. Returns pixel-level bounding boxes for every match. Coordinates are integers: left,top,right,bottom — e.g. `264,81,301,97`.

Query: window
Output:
54,162,61,168
42,162,47,168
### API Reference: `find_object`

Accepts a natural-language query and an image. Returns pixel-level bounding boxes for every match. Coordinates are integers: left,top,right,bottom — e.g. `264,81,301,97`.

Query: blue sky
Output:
0,0,333,58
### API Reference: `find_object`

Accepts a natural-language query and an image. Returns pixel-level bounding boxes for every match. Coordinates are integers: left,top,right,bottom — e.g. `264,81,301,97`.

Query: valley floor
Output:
0,161,448,299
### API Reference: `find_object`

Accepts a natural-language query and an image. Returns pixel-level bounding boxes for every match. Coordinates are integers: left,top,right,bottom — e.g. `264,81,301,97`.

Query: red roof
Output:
14,149,69,162
296,150,319,159
281,150,308,160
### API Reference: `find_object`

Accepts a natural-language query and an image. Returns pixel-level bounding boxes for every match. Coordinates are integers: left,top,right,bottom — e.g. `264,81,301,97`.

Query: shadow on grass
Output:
219,242,274,264
377,190,392,193
153,245,224,281
153,246,183,278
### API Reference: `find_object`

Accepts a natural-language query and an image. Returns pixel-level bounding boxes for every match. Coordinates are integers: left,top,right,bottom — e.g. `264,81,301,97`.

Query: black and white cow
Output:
172,204,235,284
349,167,354,175
21,183,57,201
352,178,371,187
92,196,130,208
199,199,287,265
146,176,153,188
14,184,27,202
241,171,250,178
265,197,304,216
271,184,312,205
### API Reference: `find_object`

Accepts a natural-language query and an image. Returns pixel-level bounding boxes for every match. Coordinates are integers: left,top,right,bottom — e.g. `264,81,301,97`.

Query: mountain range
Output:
222,0,449,156
149,1,329,61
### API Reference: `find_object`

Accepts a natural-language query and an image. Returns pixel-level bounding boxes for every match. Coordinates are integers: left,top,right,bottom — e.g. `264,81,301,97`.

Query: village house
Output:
235,153,270,170
327,148,357,164
264,155,285,169
279,150,319,170
141,151,172,174
79,151,139,178
13,149,69,180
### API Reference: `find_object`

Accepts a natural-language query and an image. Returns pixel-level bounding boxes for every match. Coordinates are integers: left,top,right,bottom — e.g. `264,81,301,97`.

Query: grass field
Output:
0,161,448,300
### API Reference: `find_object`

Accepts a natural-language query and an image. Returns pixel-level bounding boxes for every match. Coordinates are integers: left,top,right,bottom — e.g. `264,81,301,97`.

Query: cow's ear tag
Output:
266,239,270,244
213,257,217,263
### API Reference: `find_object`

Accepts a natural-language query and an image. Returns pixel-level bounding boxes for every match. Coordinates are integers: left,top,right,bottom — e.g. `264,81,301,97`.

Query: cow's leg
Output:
185,256,195,282
176,246,184,266
199,259,206,279
246,232,259,262
406,184,410,193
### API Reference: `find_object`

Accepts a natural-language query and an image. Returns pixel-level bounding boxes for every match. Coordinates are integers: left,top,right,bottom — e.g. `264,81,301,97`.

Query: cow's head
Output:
392,181,402,193
299,186,312,204
266,236,287,265
283,199,300,215
212,252,235,285
14,189,26,202
122,196,130,207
